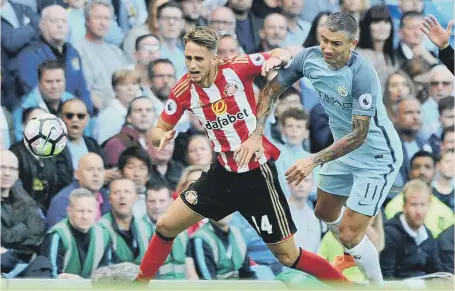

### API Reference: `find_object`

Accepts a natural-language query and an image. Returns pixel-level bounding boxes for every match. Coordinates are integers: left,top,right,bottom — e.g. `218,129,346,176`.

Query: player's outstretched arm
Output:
286,115,370,185
149,118,176,150
260,48,293,76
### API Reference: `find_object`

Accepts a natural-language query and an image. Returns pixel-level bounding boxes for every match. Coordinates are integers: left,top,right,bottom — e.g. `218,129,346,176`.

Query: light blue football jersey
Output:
277,46,402,168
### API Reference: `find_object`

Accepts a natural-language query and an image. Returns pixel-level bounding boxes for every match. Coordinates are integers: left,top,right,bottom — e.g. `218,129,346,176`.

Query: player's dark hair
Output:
442,125,454,142
38,60,65,81
438,96,454,115
118,145,152,174
147,58,175,80
303,11,331,47
324,12,358,41
358,6,395,65
157,1,182,19
135,33,160,51
279,107,309,126
410,150,436,167
146,182,172,198
400,11,423,28
184,26,220,53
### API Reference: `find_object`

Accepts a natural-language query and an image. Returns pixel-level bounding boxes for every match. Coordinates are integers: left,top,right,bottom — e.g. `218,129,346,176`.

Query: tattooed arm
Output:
285,115,370,185
312,115,370,165
254,76,291,136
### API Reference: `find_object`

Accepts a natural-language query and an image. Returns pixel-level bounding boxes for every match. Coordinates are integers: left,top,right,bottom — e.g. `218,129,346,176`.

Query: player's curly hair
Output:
184,26,220,53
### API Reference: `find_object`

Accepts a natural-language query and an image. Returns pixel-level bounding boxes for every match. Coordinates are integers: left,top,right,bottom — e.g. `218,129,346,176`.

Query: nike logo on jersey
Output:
205,109,250,130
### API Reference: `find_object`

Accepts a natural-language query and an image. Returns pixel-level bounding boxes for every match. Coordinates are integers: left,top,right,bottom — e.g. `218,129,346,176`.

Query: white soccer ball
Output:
23,113,68,158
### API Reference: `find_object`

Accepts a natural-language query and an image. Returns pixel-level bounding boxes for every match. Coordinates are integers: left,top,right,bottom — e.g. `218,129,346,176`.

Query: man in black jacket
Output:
380,179,443,279
1,150,45,263
420,15,454,75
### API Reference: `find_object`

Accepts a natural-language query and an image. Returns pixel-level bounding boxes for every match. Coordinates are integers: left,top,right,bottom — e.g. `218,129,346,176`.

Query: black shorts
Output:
180,160,297,243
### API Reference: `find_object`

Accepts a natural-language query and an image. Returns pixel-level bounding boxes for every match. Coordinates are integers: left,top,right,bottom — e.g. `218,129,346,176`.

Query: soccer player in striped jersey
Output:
137,26,348,284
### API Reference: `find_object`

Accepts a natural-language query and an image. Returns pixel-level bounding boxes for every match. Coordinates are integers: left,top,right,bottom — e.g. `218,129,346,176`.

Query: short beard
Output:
399,127,418,137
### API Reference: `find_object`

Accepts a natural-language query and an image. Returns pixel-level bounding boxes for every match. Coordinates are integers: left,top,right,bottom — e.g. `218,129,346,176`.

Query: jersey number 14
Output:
251,215,273,234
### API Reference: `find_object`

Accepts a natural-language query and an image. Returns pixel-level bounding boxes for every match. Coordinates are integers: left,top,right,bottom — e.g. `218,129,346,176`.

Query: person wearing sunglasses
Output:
55,99,122,191
420,65,454,140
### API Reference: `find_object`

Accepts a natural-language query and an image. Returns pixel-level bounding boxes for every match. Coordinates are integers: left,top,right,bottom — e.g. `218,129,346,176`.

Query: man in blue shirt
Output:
250,12,403,288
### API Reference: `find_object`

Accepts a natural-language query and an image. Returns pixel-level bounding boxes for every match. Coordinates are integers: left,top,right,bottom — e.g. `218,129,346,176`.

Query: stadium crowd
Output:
0,0,454,285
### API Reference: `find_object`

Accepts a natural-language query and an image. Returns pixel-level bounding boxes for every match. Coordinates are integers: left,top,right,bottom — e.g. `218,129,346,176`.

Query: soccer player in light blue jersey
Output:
251,12,404,287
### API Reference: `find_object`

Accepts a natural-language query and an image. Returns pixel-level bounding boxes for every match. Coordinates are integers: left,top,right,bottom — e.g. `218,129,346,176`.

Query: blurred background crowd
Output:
0,0,454,284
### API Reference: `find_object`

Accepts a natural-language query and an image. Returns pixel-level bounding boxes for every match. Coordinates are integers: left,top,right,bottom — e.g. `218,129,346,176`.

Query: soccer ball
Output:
23,113,68,158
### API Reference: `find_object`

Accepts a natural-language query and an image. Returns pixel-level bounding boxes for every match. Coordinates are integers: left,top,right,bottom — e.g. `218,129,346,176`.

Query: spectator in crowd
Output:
17,5,92,112
110,0,147,35
420,65,454,140
420,15,454,75
10,107,60,212
91,262,140,287
383,71,416,118
428,96,454,157
147,137,183,191
256,13,287,53
207,6,236,36
433,149,454,210
121,0,162,63
396,12,438,70
55,99,105,190
389,0,425,48
65,0,87,45
74,0,129,109
99,179,150,264
385,151,454,238
188,214,257,280
393,96,430,187
0,107,12,149
185,134,214,167
302,11,330,48
143,183,188,279
440,125,454,153
227,0,261,54
319,213,384,282
172,113,205,165
41,188,112,279
13,60,74,142
250,0,282,20
380,179,443,279
437,225,454,274
357,5,398,88
275,108,316,198
173,164,206,201
287,173,322,253
129,34,161,92
340,0,368,23
46,153,110,229
95,69,141,144
177,0,206,32
103,96,155,168
156,1,186,78
282,0,310,47
1,0,40,109
299,0,338,24
1,150,46,262
148,58,176,112
117,146,152,219
265,87,303,143
217,34,241,59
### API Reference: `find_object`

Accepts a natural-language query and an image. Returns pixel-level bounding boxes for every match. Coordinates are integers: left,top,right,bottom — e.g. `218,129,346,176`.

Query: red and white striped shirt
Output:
161,53,280,173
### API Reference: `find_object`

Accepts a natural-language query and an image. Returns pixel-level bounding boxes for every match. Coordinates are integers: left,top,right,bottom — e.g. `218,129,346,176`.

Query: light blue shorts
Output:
317,158,401,216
